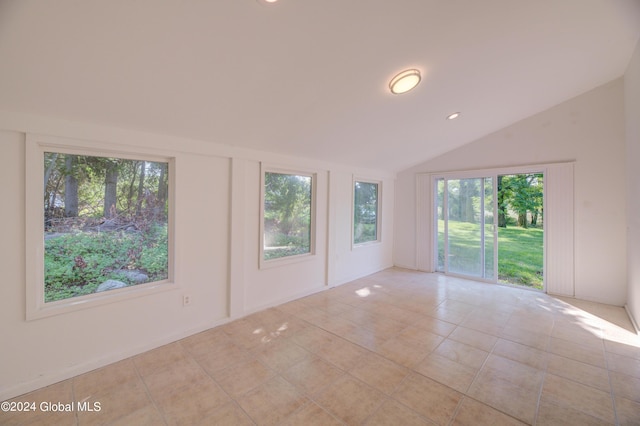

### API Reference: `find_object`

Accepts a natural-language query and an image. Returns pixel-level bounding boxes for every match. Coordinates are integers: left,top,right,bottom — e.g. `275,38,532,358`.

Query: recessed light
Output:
446,112,461,120
257,0,278,4
389,69,421,95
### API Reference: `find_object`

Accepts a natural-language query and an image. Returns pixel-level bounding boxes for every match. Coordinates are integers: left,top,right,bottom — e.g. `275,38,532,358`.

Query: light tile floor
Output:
3,268,640,425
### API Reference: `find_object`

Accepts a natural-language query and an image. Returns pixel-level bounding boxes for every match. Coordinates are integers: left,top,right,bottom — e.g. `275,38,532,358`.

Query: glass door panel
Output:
436,178,445,272
484,177,495,280
435,176,496,280
447,178,483,277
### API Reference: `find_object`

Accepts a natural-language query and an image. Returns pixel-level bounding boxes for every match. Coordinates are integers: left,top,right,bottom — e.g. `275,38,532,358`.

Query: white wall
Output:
0,115,394,400
625,40,640,330
395,79,628,306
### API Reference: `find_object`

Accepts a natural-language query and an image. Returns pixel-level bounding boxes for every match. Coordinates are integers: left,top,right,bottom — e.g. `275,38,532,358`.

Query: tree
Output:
354,182,378,243
499,173,543,228
103,159,119,218
354,182,377,224
64,155,79,217
497,175,508,228
155,162,168,221
135,161,146,217
264,172,311,239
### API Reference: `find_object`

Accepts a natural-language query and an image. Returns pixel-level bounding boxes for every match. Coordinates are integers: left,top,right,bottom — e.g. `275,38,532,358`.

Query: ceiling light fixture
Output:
446,112,461,120
389,69,421,94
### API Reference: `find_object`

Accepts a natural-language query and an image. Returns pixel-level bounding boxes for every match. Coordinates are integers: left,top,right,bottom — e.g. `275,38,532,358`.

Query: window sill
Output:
27,280,177,321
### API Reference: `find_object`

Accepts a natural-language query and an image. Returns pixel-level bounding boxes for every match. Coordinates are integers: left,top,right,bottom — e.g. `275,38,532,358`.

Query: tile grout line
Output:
602,337,620,426
71,377,79,426
531,319,554,426
131,354,169,426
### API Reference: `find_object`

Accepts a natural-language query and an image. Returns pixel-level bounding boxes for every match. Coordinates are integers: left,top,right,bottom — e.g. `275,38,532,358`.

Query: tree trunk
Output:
518,212,528,228
104,161,118,218
531,210,538,226
136,161,146,217
48,175,63,218
155,162,168,220
126,161,139,213
458,180,466,222
463,180,475,223
44,153,59,190
497,175,507,228
64,155,79,217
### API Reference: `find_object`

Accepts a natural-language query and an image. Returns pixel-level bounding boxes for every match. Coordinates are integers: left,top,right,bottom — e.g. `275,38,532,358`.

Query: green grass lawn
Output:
497,226,543,289
438,220,543,289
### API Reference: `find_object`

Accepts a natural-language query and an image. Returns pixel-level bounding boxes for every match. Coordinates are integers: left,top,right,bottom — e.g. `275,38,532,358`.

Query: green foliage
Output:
44,225,169,302
354,182,378,244
139,224,169,275
354,223,377,244
498,173,543,228
497,226,544,289
263,233,310,260
264,245,310,260
272,233,306,247
264,172,312,260
44,153,169,222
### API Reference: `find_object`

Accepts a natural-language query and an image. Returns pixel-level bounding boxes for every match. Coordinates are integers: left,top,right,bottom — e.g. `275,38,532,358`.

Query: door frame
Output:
420,164,550,292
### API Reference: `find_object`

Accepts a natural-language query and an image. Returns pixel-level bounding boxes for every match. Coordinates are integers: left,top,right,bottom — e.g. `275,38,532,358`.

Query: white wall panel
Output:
416,173,432,271
545,163,575,296
625,39,640,329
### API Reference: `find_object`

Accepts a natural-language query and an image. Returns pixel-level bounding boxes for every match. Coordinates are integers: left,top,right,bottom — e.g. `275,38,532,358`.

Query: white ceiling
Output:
0,0,639,172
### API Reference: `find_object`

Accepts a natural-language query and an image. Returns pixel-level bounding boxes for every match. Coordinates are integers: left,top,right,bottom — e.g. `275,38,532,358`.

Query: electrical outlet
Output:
183,294,191,306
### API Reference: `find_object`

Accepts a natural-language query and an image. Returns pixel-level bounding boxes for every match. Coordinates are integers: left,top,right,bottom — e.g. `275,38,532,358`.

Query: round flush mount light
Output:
446,112,461,120
389,69,421,94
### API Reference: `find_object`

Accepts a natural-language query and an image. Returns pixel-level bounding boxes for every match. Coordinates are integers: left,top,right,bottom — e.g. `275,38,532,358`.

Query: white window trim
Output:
352,177,382,248
25,134,177,320
259,164,317,269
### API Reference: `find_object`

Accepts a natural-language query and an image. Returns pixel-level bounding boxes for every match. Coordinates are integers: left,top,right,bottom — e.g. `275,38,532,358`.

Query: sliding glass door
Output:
435,176,496,280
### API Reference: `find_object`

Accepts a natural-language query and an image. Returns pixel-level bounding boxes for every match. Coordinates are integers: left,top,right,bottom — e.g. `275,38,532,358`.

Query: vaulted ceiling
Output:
0,0,639,172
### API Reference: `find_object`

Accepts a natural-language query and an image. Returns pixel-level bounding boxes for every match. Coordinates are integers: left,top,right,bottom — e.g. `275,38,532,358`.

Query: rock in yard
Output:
121,270,149,283
96,280,128,292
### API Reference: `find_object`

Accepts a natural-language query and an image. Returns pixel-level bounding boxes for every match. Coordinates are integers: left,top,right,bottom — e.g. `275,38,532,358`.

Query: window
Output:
353,180,380,245
262,169,315,263
26,136,174,319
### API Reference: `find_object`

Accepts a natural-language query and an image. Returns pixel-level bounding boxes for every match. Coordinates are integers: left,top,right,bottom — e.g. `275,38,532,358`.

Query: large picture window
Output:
354,180,380,245
262,170,314,262
43,153,170,302
26,136,174,319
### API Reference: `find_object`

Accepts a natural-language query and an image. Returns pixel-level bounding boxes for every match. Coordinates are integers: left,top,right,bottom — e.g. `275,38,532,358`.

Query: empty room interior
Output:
1,1,640,425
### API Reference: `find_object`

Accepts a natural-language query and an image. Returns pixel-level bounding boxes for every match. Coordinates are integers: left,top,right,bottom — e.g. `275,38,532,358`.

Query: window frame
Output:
259,164,317,269
352,177,382,247
25,135,176,320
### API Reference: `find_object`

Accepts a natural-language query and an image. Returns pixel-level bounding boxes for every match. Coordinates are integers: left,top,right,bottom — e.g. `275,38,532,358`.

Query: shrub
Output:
44,224,168,302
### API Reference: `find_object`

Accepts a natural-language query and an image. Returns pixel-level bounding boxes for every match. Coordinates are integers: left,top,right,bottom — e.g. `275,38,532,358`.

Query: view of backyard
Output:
263,172,312,260
438,221,543,289
497,226,544,289
436,173,544,290
43,153,170,302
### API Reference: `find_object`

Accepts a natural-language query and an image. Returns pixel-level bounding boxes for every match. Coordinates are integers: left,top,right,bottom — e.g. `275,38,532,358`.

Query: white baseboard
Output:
625,304,640,335
0,318,229,402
